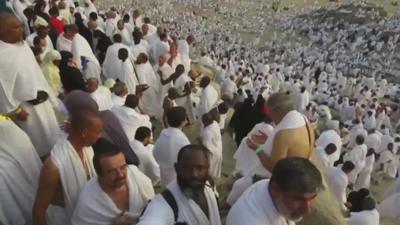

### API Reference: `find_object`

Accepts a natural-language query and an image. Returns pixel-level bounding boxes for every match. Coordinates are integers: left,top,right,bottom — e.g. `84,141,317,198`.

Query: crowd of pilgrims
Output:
1,0,400,224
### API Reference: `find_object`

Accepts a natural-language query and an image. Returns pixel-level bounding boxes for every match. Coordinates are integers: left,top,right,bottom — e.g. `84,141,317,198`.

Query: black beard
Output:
176,174,208,194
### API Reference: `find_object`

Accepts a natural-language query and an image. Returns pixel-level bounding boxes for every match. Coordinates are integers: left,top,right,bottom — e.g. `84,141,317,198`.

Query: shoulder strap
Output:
161,189,179,222
304,117,313,160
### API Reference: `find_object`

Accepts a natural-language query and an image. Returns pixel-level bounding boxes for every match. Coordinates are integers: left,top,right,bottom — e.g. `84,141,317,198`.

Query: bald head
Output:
70,110,102,131
0,12,23,43
69,110,103,146
86,78,99,93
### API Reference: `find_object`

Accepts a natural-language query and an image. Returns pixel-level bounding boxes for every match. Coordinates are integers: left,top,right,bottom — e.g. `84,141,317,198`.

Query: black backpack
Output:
161,189,188,225
139,189,187,225
141,188,218,225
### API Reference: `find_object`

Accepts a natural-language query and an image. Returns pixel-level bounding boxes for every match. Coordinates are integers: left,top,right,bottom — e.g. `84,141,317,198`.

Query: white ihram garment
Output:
201,121,223,179
50,137,96,225
0,120,42,225
72,166,154,225
138,179,221,225
71,34,101,81
0,41,59,157
111,105,152,142
153,127,190,187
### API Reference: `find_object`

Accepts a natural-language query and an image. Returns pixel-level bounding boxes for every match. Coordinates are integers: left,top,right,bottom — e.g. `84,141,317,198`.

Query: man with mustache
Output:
72,138,155,225
227,157,323,225
138,144,221,225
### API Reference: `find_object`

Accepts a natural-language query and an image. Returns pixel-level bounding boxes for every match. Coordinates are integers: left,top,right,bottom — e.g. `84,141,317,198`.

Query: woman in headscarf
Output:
41,50,62,95
59,51,86,94
231,94,256,146
250,94,267,127
64,90,140,165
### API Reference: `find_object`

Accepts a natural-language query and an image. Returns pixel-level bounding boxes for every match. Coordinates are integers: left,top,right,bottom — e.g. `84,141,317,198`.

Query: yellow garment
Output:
41,50,62,94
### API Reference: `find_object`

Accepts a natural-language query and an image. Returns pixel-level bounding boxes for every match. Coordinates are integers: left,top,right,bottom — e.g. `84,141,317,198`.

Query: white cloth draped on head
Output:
226,180,295,225
0,120,42,225
111,105,152,142
153,127,190,187
72,166,155,225
348,127,367,149
103,43,132,80
316,129,342,165
71,34,101,81
118,60,138,94
41,50,62,94
247,111,306,175
234,122,274,177
138,179,221,225
50,137,96,222
365,132,381,153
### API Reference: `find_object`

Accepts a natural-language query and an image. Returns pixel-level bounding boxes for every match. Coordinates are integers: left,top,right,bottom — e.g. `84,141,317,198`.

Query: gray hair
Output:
267,92,295,112
271,157,323,194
